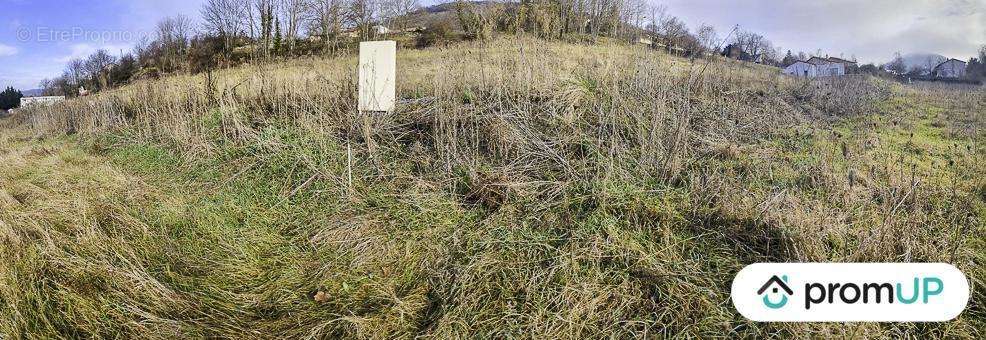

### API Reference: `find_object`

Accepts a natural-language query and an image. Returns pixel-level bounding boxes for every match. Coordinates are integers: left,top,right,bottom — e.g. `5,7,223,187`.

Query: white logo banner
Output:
731,263,970,322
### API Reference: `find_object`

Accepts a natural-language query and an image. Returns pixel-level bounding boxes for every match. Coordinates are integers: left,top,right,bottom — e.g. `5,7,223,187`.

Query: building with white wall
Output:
783,61,817,77
783,57,858,78
20,96,65,107
932,59,967,79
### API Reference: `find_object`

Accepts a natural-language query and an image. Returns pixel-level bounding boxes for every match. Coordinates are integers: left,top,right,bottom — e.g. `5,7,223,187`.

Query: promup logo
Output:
757,275,793,309
732,263,970,322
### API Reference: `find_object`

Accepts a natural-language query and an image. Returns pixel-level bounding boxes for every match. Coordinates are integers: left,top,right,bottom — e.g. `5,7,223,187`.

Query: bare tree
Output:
379,0,419,30
201,0,249,52
38,79,57,96
66,59,86,87
348,0,378,40
245,1,257,41
84,50,116,90
658,15,688,53
255,0,276,57
156,15,194,49
280,0,305,52
622,0,648,42
886,52,907,75
155,15,194,71
645,3,667,46
922,59,935,76
584,0,621,39
734,30,771,60
695,23,718,53
306,0,345,53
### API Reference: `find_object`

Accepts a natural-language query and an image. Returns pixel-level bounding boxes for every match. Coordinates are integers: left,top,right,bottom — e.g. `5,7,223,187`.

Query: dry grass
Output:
1,36,984,338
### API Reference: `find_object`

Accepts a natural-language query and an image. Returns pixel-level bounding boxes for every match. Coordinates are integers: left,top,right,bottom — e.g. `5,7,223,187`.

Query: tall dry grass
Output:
3,36,984,338
22,38,891,196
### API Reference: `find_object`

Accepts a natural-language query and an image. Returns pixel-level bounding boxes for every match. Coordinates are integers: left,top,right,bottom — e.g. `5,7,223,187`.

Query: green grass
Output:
6,91,981,337
1,38,984,338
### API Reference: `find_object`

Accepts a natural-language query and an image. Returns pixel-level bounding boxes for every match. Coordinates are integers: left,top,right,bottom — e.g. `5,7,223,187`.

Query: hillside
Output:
404,1,516,30
902,52,949,72
19,88,44,97
1,37,984,338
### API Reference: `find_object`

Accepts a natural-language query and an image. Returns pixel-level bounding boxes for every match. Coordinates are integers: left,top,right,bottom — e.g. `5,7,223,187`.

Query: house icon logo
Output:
757,275,793,309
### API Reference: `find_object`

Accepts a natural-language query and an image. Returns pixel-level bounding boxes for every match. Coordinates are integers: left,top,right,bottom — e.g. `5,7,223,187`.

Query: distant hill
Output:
900,53,947,73
403,1,517,30
416,1,502,14
405,2,466,30
21,88,44,97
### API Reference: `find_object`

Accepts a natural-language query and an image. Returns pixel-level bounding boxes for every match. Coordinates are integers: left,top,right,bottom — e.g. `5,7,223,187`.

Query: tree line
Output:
40,0,424,97
884,47,986,81
0,87,23,111
37,0,857,98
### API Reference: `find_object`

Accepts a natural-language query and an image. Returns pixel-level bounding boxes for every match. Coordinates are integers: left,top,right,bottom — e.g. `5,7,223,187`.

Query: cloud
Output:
0,44,17,57
664,0,985,64
54,43,131,63
123,0,203,32
0,62,65,89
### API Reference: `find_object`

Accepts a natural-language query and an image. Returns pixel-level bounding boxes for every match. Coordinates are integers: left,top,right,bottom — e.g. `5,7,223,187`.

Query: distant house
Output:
810,57,849,76
783,60,817,78
20,96,65,108
783,56,858,78
827,57,858,73
342,25,393,38
932,59,967,79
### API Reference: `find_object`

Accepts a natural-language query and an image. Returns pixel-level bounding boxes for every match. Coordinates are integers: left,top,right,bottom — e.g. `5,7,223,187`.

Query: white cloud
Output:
54,43,131,63
0,44,17,57
665,0,985,64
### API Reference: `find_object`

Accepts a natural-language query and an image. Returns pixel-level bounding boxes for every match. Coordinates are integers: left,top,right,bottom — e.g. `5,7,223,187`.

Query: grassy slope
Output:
1,38,984,338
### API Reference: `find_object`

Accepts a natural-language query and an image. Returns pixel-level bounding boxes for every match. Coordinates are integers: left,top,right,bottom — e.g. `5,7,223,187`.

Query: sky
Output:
0,0,201,90
664,0,985,63
1,0,984,90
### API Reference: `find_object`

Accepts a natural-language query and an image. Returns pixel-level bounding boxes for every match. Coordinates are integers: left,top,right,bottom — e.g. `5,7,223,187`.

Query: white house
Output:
932,59,967,79
20,96,65,107
783,61,817,77
783,56,858,78
809,57,845,77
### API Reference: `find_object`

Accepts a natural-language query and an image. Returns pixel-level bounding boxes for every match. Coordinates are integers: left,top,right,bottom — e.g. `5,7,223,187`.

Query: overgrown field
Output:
1,38,984,338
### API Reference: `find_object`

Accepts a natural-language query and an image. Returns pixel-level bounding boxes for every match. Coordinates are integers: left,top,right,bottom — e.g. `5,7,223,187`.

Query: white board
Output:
358,41,396,112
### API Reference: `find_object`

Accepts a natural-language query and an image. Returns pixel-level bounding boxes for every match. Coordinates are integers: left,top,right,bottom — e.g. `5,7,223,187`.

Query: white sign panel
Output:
358,41,396,112
731,263,970,322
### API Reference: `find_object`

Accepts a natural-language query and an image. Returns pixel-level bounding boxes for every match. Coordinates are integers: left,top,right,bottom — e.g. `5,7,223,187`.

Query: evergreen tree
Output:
781,50,797,67
273,18,282,55
0,86,23,111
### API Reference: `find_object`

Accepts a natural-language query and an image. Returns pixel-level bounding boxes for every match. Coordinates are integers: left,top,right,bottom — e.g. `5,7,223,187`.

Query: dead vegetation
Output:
1,37,984,338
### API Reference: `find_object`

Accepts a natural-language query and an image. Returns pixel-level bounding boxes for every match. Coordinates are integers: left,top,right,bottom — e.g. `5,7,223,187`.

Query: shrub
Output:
417,21,455,48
